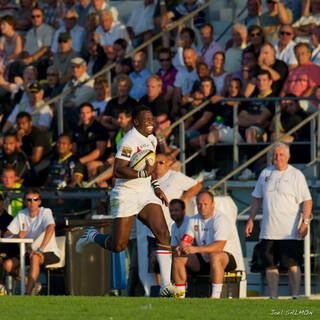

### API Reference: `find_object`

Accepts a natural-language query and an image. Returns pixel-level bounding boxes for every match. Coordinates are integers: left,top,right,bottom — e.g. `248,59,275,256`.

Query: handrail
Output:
208,108,320,192
32,0,218,114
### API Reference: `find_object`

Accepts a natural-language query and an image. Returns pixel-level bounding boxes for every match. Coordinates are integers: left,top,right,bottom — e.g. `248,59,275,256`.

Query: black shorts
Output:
0,243,19,259
195,252,237,274
25,252,60,267
259,239,303,269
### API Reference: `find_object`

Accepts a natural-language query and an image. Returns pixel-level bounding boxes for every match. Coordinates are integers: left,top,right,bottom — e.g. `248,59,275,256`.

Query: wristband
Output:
181,234,193,244
37,248,44,254
151,179,161,189
303,219,310,225
138,169,148,178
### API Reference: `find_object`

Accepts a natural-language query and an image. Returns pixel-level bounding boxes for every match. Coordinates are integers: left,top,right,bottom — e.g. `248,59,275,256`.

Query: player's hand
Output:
154,187,169,206
298,223,308,239
145,158,155,176
245,218,254,238
182,246,197,255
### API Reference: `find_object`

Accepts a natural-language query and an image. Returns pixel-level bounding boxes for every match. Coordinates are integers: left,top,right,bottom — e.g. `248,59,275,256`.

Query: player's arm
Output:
183,240,227,255
113,157,155,179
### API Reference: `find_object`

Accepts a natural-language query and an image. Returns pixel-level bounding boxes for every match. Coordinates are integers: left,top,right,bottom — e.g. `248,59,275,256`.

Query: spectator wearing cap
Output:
51,9,85,53
2,81,53,133
52,32,80,84
96,10,131,54
62,56,95,129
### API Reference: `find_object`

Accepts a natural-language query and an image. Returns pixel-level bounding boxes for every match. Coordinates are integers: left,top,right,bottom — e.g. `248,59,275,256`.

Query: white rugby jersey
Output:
186,210,238,263
171,216,190,247
114,127,157,189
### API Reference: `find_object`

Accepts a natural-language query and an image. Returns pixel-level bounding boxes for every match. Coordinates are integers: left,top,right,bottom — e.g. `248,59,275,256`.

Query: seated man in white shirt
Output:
3,188,61,295
173,191,238,299
96,9,131,54
2,82,53,133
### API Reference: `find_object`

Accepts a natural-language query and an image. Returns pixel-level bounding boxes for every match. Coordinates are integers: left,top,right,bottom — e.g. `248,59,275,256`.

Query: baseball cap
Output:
71,57,86,66
58,32,71,42
28,82,43,93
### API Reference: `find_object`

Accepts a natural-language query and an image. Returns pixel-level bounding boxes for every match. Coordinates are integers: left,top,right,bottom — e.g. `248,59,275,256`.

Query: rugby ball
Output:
129,149,156,171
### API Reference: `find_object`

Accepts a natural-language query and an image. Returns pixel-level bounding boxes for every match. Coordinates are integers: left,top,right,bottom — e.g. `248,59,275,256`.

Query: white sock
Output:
176,284,186,292
156,249,172,287
211,283,223,298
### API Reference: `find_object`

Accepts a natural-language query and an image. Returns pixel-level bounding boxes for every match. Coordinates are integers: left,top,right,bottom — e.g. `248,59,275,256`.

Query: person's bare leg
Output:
288,265,301,297
266,268,279,298
26,254,42,295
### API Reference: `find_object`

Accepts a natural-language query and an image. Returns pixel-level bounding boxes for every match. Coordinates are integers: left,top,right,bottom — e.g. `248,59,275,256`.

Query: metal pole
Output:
57,98,63,136
317,110,320,176
311,119,316,179
148,44,153,73
233,102,239,171
275,101,280,142
20,243,26,295
304,226,311,297
179,121,186,174
107,71,112,94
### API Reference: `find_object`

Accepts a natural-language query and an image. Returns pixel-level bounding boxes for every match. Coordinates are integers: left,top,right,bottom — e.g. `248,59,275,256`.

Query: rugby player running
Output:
76,105,176,296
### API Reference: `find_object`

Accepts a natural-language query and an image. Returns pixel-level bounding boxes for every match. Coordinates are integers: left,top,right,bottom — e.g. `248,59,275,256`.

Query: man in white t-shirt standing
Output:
173,191,238,299
245,142,312,299
3,188,60,295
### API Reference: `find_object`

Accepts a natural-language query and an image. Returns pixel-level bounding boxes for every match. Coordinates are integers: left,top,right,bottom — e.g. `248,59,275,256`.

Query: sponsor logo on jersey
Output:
121,146,133,158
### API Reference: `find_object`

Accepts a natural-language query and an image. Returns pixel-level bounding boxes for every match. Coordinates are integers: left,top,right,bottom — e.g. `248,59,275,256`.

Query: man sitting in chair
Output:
3,188,61,295
173,191,238,299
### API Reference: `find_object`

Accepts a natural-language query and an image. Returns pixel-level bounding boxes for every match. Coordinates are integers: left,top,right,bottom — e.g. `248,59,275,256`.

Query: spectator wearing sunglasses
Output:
52,32,80,84
256,0,292,43
273,24,298,71
2,188,61,295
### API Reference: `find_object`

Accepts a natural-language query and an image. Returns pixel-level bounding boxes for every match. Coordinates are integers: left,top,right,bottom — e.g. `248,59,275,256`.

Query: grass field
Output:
0,297,319,320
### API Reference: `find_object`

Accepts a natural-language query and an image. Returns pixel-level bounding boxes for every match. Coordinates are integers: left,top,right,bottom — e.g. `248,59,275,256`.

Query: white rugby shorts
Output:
110,185,162,218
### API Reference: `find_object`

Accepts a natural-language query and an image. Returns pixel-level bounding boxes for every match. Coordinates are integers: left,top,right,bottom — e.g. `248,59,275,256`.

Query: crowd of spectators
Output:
0,0,319,190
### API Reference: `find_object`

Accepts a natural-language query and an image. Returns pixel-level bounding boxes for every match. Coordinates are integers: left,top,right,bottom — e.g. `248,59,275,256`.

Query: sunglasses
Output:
26,198,39,202
47,73,58,76
31,15,42,18
160,58,170,62
58,39,69,43
250,32,261,37
280,31,292,36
